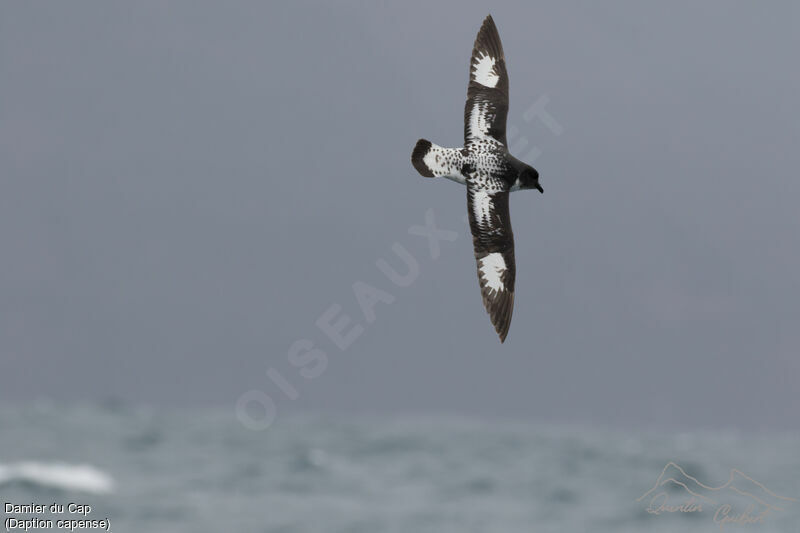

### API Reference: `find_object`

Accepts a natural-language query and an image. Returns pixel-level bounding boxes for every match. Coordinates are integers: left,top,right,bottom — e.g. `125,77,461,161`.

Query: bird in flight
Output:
411,14,543,343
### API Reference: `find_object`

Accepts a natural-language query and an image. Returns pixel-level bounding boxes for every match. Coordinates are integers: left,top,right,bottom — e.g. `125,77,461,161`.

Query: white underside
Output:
443,179,520,190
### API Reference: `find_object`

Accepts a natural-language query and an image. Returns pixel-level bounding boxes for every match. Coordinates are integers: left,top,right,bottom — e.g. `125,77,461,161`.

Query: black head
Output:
518,165,543,193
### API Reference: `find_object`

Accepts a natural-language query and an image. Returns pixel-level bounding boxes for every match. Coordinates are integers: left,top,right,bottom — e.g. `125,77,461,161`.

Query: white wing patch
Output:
471,189,492,227
468,100,492,141
470,187,505,223
479,253,506,293
472,53,499,88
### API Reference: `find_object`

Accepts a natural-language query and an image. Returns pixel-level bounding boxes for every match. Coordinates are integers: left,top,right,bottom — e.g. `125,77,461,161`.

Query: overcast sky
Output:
1,1,798,430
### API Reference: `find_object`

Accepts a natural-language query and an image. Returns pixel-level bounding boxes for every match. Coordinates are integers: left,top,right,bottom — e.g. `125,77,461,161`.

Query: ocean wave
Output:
0,462,114,494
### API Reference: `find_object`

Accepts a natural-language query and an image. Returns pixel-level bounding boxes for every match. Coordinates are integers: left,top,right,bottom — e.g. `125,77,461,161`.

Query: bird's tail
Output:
411,139,463,179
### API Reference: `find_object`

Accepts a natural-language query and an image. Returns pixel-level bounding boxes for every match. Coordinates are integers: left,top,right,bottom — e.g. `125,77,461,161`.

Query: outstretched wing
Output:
464,15,509,147
467,186,515,342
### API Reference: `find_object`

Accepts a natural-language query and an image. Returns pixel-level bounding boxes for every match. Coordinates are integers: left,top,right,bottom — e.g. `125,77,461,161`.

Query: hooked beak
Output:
536,183,544,194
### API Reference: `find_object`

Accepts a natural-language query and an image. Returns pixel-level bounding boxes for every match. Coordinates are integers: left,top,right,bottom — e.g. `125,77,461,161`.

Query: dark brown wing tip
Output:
487,291,514,343
481,14,496,32
494,315,510,343
473,14,504,60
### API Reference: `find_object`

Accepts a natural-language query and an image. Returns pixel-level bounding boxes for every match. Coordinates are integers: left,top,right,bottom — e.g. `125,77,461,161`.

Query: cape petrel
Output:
411,14,543,343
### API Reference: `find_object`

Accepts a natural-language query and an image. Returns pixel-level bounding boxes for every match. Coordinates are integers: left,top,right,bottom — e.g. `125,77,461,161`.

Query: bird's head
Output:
518,165,543,193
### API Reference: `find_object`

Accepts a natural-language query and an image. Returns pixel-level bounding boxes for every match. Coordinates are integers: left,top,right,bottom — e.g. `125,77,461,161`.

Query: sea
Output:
1,403,798,533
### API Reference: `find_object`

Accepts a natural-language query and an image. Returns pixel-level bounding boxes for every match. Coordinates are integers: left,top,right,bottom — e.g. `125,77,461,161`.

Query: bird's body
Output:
411,15,543,343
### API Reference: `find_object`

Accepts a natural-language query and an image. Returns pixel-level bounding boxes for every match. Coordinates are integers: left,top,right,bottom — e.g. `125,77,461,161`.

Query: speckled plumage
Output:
410,15,543,343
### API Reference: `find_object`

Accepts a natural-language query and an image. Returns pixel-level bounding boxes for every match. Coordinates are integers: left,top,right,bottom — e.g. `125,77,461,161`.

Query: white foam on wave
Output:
0,462,114,494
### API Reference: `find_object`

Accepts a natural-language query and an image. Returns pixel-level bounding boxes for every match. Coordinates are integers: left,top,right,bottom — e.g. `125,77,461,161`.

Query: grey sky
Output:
1,1,798,430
